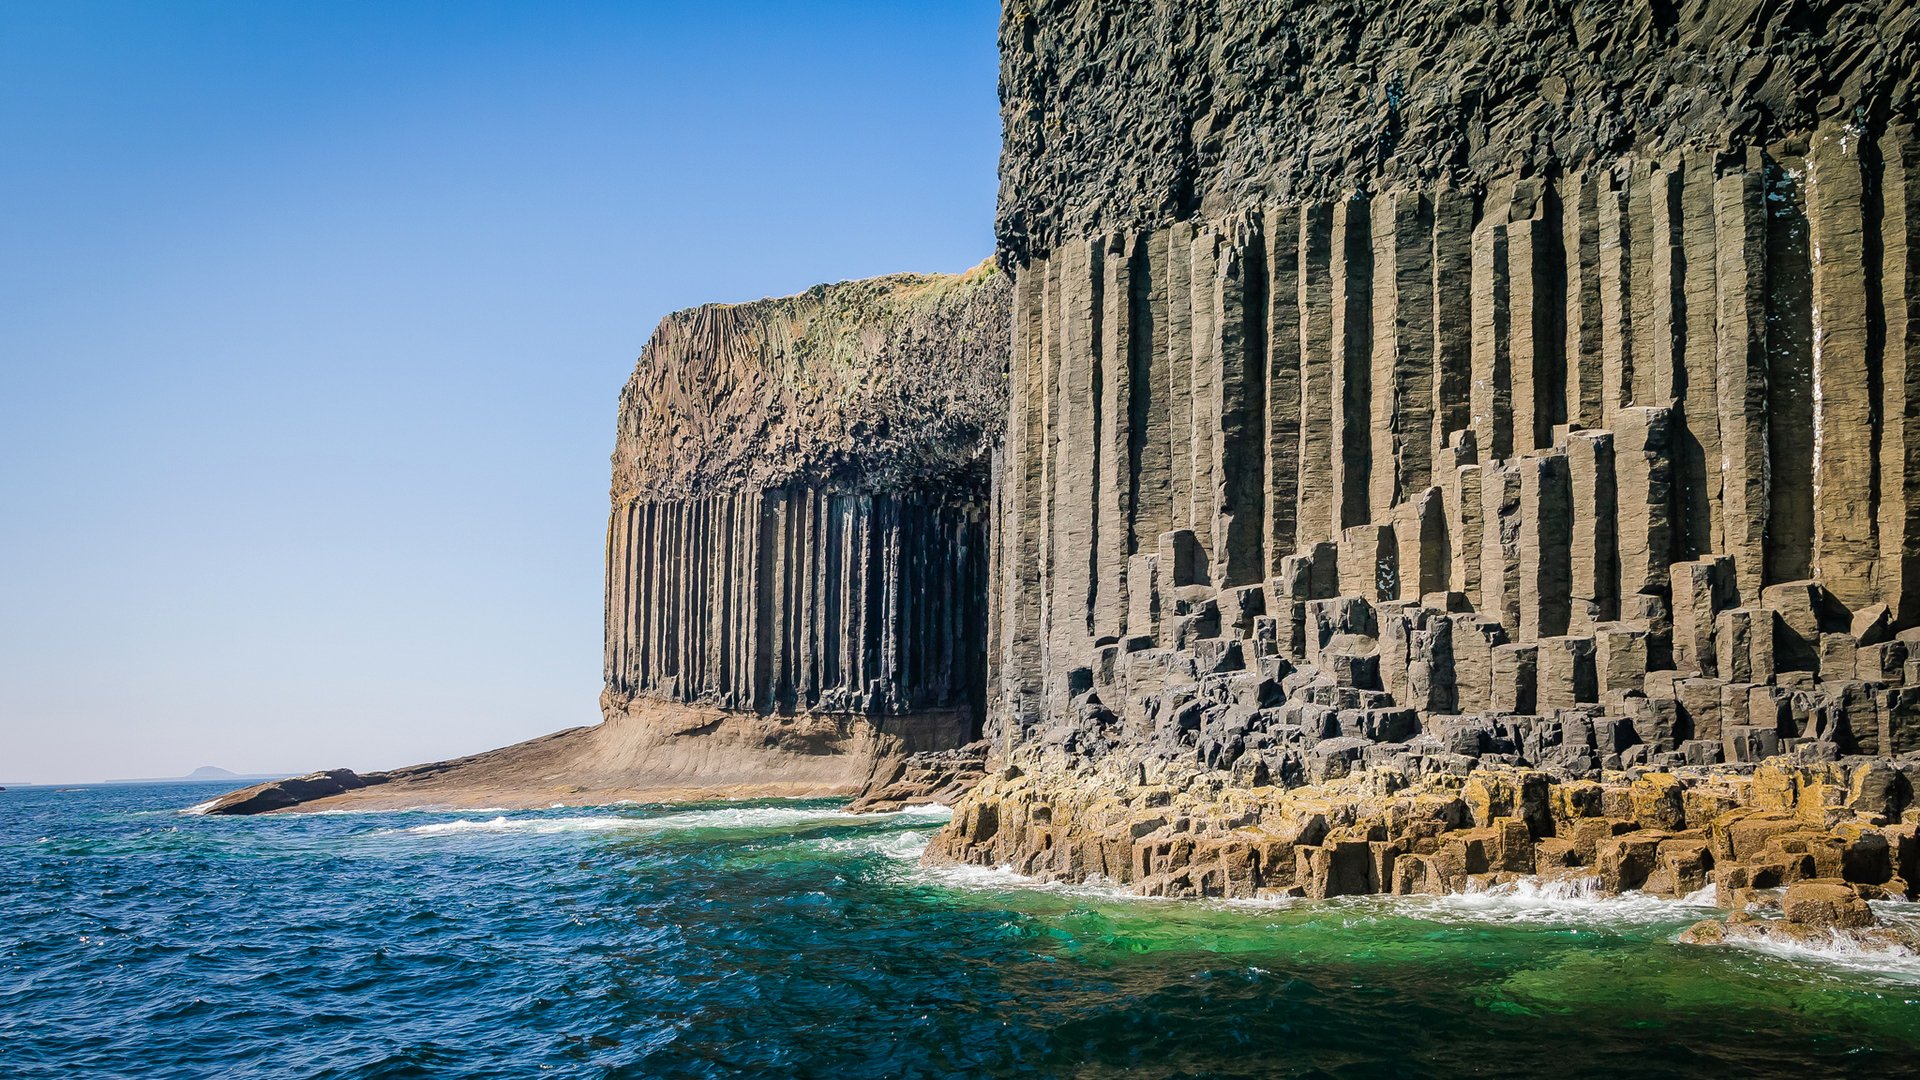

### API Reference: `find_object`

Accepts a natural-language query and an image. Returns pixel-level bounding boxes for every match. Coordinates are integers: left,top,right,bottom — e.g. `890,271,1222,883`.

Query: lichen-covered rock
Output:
612,264,1009,502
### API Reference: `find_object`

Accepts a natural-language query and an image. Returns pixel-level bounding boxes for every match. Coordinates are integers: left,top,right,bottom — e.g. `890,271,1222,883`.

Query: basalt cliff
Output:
923,0,1920,947
600,267,1009,798
207,267,1009,814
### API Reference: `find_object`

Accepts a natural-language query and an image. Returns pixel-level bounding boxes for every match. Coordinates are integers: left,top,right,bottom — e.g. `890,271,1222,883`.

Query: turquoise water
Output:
3,783,1918,1078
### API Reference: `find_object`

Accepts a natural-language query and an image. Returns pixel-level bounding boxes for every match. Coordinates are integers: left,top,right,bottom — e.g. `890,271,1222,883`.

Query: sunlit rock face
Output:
930,0,1920,908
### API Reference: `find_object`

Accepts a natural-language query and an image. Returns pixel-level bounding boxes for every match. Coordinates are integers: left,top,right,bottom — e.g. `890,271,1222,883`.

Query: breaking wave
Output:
389,802,953,838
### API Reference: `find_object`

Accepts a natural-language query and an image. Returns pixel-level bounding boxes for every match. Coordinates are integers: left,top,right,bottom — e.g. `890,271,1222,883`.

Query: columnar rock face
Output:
933,0,1920,904
605,266,1009,761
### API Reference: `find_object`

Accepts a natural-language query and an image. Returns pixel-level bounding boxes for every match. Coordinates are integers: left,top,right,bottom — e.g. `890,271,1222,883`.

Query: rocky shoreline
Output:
928,749,1918,949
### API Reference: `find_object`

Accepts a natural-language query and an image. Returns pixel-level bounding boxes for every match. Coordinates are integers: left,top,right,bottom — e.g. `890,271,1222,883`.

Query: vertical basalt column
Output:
1190,230,1221,551
637,502,654,691
1166,224,1196,538
1445,436,1483,599
1038,254,1062,690
1097,232,1136,640
878,495,901,706
828,494,848,697
1480,461,1524,631
663,500,680,685
1265,206,1303,573
1599,165,1646,423
864,493,886,702
1626,161,1661,405
1766,150,1816,586
1213,226,1269,587
1297,204,1338,550
685,498,700,692
1648,161,1685,404
800,487,821,707
764,489,790,706
1517,450,1574,641
1615,406,1675,603
1715,164,1772,599
1676,152,1724,560
1567,430,1619,631
1001,261,1047,724
1882,125,1920,623
1807,122,1880,610
1331,194,1374,530
1507,180,1565,455
1563,172,1608,430
1471,197,1515,462
737,491,755,707
1132,232,1176,572
985,445,1006,722
1053,237,1102,657
673,498,689,694
747,489,766,707
702,496,719,700
1433,188,1476,465
604,504,622,691
1369,190,1437,517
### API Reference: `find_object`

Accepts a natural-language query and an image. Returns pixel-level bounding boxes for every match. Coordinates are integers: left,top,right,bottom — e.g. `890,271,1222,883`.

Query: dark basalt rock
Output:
201,769,381,815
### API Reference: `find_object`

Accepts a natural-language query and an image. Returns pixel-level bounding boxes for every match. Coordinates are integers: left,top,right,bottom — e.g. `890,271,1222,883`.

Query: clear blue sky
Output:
0,1,1000,784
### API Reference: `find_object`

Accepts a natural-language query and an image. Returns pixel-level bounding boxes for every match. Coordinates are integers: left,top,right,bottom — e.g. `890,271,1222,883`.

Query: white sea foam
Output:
1386,876,1722,927
388,802,953,838
914,860,1156,901
809,829,936,860
180,799,220,816
919,864,1725,925
1703,917,1920,985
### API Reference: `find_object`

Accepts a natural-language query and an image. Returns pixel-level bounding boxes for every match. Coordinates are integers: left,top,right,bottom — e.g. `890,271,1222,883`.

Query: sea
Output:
3,781,1918,1078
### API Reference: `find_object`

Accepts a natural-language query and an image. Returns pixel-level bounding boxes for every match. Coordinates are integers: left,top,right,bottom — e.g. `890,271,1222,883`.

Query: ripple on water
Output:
4,783,1918,1079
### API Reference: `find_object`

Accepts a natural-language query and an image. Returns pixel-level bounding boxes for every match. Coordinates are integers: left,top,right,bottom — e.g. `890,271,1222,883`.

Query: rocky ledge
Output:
929,752,1918,911
847,742,989,812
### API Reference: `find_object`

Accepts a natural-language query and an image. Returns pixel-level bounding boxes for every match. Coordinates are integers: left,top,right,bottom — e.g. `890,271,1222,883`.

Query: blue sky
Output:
0,1,1000,783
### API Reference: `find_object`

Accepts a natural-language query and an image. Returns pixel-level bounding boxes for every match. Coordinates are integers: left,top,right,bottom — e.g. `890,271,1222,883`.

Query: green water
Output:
4,784,1917,1077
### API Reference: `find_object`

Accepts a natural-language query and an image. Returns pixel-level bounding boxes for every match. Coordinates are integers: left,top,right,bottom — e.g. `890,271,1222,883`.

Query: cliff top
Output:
612,261,1010,502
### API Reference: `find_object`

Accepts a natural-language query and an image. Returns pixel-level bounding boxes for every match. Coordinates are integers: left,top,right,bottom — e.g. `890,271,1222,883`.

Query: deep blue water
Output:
3,782,1919,1078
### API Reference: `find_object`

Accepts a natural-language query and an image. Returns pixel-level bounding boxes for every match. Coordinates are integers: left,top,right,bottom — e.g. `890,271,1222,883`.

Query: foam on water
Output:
915,859,1159,902
1708,926,1920,986
389,802,953,838
919,861,1726,928
1394,876,1722,927
11,782,1920,1077
808,829,937,860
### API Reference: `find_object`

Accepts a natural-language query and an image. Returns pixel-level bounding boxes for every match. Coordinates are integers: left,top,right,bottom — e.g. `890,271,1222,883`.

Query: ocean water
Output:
4,783,1918,1078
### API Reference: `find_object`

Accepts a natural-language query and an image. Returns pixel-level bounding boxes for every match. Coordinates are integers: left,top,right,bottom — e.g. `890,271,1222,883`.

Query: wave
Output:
807,830,936,860
915,860,1156,902
1386,877,1722,927
1709,927,1920,984
388,802,953,838
919,863,1725,926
